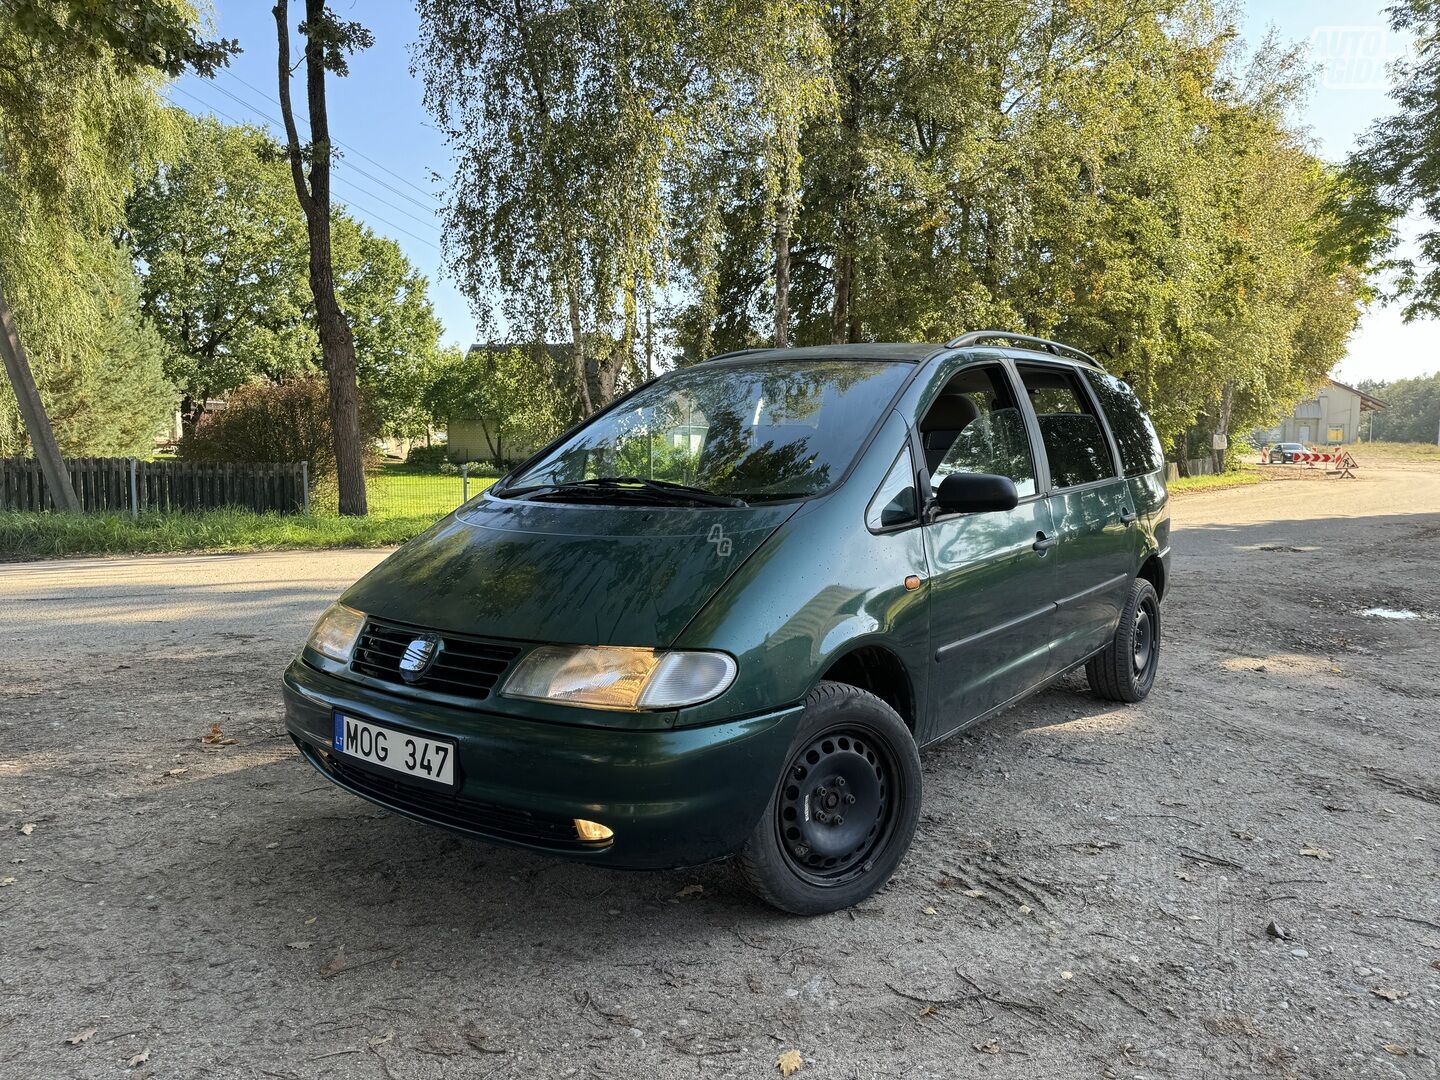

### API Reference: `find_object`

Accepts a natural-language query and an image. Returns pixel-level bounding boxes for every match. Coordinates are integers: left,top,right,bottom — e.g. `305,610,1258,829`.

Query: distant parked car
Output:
1269,442,1306,464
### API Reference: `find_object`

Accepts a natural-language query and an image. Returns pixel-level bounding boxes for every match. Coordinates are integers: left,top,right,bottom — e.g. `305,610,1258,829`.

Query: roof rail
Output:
944,330,1102,369
702,347,770,363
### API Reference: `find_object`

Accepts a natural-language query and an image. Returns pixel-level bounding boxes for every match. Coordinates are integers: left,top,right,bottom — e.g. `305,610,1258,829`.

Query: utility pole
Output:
0,279,79,511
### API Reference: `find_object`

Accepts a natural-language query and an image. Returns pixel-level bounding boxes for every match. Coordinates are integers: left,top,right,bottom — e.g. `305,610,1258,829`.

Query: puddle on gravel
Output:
1359,607,1423,620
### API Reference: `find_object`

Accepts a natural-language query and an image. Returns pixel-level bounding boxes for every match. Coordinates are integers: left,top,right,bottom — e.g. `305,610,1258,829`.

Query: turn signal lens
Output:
307,603,365,662
574,818,614,842
501,645,737,710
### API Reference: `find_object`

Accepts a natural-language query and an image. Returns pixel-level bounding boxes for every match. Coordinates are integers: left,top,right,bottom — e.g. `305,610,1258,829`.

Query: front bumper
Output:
282,659,800,869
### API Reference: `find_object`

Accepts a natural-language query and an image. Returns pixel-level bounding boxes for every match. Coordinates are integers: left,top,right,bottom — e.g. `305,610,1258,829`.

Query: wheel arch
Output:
817,642,918,735
1138,551,1166,600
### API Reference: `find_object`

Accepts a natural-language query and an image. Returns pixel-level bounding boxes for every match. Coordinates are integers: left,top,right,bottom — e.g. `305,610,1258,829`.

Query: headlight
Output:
307,603,365,662
501,645,737,711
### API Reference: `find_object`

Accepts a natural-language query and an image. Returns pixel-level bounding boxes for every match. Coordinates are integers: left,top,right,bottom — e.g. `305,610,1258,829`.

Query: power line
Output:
332,166,443,233
218,67,442,205
203,79,442,218
164,86,443,254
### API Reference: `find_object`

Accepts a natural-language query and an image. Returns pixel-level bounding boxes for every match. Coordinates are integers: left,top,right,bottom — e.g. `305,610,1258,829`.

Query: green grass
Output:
1169,464,1266,494
0,476,497,560
1347,441,1440,462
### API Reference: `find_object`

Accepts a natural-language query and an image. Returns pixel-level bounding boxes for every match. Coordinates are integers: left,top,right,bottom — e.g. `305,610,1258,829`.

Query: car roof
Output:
704,343,950,365
703,341,1105,372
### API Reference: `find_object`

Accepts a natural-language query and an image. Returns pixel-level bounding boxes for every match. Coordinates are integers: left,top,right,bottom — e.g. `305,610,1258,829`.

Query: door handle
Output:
1032,531,1058,553
1120,508,1139,526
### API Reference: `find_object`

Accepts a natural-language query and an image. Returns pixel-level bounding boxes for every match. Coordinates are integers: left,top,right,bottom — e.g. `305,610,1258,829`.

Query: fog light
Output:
574,818,614,842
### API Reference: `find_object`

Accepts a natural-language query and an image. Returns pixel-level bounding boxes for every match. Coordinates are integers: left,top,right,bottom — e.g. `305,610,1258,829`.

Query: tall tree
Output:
273,0,372,515
126,111,446,441
1349,0,1440,320
0,1,228,504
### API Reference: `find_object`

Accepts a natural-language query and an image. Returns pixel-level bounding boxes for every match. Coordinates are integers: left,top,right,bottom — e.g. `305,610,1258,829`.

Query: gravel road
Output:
2,463,1438,1080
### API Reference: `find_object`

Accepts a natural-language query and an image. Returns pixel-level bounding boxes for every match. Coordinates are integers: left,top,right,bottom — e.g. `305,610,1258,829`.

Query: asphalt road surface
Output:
2,463,1438,1079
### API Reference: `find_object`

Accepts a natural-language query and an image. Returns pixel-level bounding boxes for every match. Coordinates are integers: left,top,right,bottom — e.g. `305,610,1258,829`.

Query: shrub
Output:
180,378,378,479
404,443,450,469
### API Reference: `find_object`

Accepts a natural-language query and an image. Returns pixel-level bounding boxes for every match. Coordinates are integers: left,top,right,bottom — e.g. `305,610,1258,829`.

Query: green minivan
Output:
284,333,1170,914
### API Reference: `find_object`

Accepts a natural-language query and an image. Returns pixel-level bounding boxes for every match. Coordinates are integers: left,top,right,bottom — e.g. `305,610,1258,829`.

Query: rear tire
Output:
1086,578,1160,703
738,681,921,915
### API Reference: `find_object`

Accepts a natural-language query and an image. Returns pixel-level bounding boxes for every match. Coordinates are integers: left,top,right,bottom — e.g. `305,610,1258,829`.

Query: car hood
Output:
341,494,801,647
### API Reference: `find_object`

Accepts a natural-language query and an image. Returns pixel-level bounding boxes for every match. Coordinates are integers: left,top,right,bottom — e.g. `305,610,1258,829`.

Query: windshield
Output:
501,360,911,501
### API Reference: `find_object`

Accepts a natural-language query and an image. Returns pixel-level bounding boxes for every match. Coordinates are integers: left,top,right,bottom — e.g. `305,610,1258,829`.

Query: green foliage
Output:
127,111,447,437
4,0,237,78
1348,0,1440,319
0,1,182,456
402,443,451,469
424,346,570,463
180,377,377,478
1363,372,1440,444
0,505,462,559
417,0,1379,454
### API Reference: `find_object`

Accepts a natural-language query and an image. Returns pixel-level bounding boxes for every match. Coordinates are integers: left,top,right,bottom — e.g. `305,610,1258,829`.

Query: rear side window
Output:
1017,365,1117,489
1083,370,1165,477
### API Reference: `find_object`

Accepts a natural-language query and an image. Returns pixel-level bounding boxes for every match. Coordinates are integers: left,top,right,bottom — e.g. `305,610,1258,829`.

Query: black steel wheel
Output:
739,681,921,915
1086,577,1161,703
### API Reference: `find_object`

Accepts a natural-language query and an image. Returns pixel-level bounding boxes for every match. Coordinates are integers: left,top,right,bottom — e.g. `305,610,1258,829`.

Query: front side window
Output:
921,364,1037,499
502,360,912,501
1082,370,1165,477
1018,365,1117,489
866,446,919,530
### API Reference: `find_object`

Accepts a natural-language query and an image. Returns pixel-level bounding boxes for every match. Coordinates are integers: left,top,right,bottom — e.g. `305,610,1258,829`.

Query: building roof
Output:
1328,378,1387,411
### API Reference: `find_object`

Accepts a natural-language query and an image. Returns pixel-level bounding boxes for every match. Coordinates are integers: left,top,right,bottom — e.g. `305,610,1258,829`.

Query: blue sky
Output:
175,1,1436,382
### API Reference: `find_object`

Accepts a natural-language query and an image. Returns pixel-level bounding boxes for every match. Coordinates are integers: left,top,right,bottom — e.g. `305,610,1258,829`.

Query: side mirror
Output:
933,471,1019,514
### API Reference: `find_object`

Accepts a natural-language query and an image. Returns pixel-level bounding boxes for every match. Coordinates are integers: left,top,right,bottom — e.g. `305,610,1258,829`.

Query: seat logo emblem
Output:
399,637,440,682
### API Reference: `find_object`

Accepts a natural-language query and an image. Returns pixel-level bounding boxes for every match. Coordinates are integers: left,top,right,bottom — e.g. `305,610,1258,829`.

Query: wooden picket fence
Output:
0,457,308,514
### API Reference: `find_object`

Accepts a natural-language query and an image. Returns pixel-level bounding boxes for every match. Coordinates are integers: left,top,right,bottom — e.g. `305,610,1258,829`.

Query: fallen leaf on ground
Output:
776,1049,804,1076
66,1028,97,1046
18,823,34,836
1265,920,1289,940
127,1048,150,1068
319,945,346,978
921,905,939,915
304,915,318,925
1060,970,1074,980
961,889,987,898
201,723,236,745
369,1031,395,1046
918,1004,937,1017
973,1041,1002,1054
1382,1044,1410,1056
0,877,15,887
676,884,704,899
163,767,187,778
1018,903,1032,915
1371,988,1408,1002
1298,846,1332,860
286,941,313,950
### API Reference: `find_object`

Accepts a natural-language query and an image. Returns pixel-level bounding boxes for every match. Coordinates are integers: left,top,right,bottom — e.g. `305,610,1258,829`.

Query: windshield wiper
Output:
506,476,747,508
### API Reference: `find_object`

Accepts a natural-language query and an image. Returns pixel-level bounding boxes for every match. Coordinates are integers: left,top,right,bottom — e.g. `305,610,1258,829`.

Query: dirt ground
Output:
2,461,1438,1080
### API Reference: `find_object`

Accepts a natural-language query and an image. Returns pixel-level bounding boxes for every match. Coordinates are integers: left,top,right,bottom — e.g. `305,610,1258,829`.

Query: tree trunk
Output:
774,201,792,348
0,279,80,511
566,281,594,416
1214,380,1235,473
274,0,368,515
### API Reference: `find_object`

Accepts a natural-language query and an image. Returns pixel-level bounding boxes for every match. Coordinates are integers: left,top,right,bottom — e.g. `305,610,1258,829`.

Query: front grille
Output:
301,740,609,852
350,619,522,701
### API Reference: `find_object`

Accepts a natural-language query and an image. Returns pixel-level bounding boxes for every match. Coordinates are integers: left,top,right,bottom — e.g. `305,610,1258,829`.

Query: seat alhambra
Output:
284,332,1170,914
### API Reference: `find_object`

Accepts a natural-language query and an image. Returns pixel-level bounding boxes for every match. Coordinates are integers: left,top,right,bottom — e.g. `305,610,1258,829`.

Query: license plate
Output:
332,714,456,787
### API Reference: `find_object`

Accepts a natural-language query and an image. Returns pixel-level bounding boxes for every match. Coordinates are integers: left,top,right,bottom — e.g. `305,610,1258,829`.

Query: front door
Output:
919,362,1059,735
1015,363,1135,671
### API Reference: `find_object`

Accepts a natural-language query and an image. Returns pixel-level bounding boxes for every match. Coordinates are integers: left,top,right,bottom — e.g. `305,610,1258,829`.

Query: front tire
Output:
1086,578,1161,702
738,681,921,915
